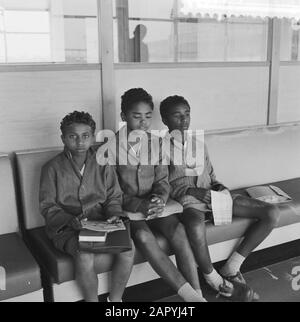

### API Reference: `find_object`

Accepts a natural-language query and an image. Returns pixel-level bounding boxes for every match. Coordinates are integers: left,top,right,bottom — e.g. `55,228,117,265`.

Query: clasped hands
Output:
137,194,166,219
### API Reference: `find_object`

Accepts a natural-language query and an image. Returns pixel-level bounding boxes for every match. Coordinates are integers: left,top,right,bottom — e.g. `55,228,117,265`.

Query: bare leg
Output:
149,215,201,291
232,195,280,257
131,220,186,292
180,208,214,275
106,240,135,302
75,251,98,302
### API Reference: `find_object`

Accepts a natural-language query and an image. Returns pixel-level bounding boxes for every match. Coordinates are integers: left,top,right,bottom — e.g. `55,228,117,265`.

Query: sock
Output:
220,252,246,277
195,288,204,298
107,296,122,303
203,269,224,292
178,283,207,302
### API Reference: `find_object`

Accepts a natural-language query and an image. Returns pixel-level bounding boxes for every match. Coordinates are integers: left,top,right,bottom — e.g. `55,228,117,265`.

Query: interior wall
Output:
0,69,102,152
206,125,300,189
278,65,300,123
115,66,269,131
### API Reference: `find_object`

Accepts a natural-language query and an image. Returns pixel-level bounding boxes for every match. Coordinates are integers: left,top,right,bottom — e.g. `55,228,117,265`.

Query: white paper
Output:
211,190,233,226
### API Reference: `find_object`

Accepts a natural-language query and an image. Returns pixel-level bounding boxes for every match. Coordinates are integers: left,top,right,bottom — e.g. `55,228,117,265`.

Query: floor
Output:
158,256,300,302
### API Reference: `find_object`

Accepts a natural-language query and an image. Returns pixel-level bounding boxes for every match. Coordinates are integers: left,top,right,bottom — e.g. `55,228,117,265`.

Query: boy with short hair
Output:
40,111,135,302
160,95,280,301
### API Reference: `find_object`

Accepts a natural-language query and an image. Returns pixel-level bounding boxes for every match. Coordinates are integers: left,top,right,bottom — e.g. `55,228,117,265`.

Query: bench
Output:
0,154,43,302
15,125,300,302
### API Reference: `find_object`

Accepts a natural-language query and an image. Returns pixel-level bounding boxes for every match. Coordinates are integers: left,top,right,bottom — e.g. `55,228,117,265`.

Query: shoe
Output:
222,272,260,301
218,278,255,302
224,271,246,284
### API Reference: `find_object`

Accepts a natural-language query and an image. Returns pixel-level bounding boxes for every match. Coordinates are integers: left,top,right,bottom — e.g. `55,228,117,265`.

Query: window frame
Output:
0,0,299,132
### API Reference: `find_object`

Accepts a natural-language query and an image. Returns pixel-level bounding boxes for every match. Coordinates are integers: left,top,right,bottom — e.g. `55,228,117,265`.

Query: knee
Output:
263,205,281,228
185,215,206,235
133,228,154,245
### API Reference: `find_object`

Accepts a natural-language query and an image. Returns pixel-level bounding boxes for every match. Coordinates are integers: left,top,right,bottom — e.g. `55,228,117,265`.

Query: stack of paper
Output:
211,190,233,226
246,185,292,204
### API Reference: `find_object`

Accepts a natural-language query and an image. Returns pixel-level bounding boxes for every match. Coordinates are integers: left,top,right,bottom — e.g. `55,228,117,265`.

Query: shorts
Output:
178,195,212,213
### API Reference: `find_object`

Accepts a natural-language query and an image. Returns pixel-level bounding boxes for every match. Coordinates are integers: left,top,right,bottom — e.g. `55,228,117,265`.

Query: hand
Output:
148,195,165,217
211,183,228,192
149,194,165,206
68,217,82,231
137,198,165,218
107,215,123,224
187,187,211,204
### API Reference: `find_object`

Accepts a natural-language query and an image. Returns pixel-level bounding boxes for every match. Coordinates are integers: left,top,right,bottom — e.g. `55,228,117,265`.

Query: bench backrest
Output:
16,149,62,230
0,154,19,234
15,126,300,230
206,126,300,189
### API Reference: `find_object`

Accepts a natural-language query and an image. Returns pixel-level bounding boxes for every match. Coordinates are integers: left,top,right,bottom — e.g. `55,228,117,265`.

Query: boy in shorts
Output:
40,111,135,302
160,96,280,301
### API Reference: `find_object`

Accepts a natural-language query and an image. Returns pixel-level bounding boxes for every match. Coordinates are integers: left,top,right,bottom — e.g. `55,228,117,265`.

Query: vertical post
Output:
49,0,65,63
291,29,299,61
267,18,281,125
98,0,117,131
1,8,8,63
116,0,130,62
173,0,179,62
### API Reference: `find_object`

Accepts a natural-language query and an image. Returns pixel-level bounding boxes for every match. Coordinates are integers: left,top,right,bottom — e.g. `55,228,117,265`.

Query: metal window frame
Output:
0,1,299,133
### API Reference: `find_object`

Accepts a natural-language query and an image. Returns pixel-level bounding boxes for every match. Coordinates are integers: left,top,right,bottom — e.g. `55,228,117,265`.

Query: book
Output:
79,229,107,243
79,220,132,254
81,220,126,233
246,185,292,204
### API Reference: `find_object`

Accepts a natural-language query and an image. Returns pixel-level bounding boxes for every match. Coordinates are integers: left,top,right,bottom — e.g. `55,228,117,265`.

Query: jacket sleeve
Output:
151,139,170,203
122,194,144,213
205,145,223,186
168,164,191,201
103,165,126,218
39,164,74,237
152,164,170,204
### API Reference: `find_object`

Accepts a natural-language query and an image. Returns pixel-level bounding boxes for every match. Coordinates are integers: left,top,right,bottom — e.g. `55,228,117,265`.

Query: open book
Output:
246,185,292,204
81,220,126,233
79,220,132,254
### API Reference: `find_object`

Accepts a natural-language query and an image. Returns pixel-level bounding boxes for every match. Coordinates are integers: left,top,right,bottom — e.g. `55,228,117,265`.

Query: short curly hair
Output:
160,95,190,120
60,111,96,135
121,88,154,114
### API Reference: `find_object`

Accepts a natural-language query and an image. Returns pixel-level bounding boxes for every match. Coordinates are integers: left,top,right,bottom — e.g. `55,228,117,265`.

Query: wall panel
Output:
0,69,102,152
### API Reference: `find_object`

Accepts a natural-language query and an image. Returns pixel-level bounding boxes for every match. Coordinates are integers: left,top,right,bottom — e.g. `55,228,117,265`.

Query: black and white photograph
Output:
1,0,300,306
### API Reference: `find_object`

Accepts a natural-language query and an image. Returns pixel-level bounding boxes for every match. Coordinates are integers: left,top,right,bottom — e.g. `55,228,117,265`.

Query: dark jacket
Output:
39,147,124,241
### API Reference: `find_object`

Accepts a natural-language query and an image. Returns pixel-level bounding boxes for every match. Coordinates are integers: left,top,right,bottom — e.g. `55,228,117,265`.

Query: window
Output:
113,0,269,63
280,18,300,61
0,0,99,64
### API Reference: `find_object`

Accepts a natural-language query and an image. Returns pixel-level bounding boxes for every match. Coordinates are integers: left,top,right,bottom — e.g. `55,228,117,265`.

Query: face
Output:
121,102,153,132
163,103,191,133
61,123,95,156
